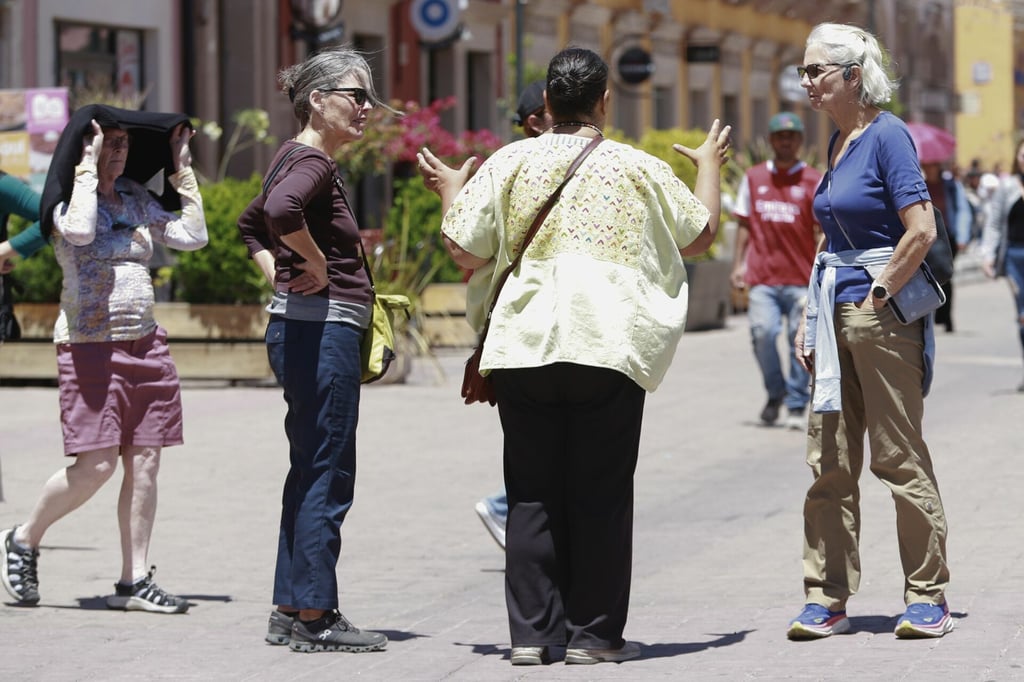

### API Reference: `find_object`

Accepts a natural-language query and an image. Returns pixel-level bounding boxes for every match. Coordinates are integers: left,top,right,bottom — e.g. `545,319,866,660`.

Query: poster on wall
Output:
0,88,69,191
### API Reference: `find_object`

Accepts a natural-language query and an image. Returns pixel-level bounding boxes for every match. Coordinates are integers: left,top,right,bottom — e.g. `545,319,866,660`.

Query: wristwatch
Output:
871,283,890,301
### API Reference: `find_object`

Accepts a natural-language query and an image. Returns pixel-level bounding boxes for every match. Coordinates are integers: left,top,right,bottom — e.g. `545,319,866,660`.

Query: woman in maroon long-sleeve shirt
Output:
237,46,388,654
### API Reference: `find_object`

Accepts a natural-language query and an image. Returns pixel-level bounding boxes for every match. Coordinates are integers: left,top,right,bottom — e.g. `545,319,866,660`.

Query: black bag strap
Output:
262,144,304,197
330,173,376,293
475,135,604,348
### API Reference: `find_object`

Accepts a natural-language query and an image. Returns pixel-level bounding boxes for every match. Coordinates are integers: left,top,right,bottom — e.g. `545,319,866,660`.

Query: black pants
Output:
492,363,646,649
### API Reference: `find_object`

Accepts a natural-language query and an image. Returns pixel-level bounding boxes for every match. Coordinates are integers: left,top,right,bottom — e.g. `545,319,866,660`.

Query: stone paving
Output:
1,272,1022,680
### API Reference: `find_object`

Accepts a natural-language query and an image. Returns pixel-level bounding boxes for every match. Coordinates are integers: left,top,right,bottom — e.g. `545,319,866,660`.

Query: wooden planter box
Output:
684,260,732,331
1,303,273,382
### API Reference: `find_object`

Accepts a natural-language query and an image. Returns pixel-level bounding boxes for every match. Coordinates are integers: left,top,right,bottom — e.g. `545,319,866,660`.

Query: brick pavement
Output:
1,272,1021,681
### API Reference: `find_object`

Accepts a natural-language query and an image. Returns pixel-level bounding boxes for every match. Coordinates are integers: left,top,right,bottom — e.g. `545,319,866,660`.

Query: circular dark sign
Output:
618,47,655,85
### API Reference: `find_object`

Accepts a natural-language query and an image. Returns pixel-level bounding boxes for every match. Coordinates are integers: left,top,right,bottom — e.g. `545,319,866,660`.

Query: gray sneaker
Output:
289,610,388,653
565,641,641,665
266,610,295,645
1,526,40,606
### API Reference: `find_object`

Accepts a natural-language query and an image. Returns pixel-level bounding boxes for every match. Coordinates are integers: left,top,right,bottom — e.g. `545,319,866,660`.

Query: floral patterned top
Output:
442,135,710,392
52,163,207,343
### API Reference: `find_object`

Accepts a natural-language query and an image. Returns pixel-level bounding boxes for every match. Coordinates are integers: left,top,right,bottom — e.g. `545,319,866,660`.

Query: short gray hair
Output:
806,23,898,106
278,46,386,127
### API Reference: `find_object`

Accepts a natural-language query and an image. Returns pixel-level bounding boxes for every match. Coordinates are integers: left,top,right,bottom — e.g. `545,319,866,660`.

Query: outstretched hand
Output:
170,123,195,171
672,118,731,169
417,147,477,199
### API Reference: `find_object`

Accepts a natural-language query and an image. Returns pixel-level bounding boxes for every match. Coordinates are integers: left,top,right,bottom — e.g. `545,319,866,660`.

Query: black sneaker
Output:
289,610,388,653
1,527,40,606
760,397,783,425
266,610,295,645
106,566,190,614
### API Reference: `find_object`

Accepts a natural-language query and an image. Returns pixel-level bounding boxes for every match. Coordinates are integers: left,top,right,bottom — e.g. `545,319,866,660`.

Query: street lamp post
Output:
515,0,526,99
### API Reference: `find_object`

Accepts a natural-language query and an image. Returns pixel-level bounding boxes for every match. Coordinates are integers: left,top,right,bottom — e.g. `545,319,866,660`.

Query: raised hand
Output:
672,118,731,169
170,123,195,171
82,119,104,166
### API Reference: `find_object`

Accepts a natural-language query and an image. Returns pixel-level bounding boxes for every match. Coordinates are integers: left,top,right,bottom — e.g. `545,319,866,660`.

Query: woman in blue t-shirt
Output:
787,23,953,641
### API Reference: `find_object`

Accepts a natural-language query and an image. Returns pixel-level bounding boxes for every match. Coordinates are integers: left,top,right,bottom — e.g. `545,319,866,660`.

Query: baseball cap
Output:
513,81,545,127
769,112,804,133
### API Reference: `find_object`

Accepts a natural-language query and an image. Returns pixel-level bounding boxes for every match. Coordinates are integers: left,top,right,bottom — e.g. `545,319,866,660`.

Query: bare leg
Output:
14,447,119,548
117,446,161,584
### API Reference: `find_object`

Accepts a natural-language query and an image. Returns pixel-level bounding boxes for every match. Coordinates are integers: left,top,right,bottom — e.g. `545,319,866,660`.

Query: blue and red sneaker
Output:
894,602,954,638
787,603,851,640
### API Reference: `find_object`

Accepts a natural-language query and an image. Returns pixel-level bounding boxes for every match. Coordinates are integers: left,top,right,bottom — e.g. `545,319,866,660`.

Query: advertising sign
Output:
0,88,69,191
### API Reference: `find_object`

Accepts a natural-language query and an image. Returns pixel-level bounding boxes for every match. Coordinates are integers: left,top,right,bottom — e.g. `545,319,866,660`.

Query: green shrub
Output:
174,174,269,304
608,127,731,261
379,177,464,286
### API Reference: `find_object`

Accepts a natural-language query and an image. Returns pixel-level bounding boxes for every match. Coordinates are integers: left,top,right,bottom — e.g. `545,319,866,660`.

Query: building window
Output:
752,98,768,141
466,51,493,131
722,94,739,145
653,86,674,130
688,89,709,130
56,22,144,99
613,85,641,139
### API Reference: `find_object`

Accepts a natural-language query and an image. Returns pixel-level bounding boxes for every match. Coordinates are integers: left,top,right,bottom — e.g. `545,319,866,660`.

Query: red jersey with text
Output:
734,161,822,286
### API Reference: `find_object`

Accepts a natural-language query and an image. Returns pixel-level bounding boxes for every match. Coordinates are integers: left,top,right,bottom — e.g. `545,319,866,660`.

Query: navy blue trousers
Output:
266,316,362,610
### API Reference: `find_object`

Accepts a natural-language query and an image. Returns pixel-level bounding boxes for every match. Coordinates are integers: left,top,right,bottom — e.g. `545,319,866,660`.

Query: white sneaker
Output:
565,641,641,664
785,408,806,431
474,500,506,549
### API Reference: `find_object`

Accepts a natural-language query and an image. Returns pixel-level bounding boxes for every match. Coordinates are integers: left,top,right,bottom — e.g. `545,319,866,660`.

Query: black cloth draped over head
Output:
40,104,192,240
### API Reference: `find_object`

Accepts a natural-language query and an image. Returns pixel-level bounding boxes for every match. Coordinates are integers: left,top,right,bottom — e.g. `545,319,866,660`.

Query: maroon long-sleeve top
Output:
238,141,371,306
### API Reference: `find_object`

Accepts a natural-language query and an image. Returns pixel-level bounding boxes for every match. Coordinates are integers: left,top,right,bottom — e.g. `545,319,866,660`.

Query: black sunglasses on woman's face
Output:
796,63,848,80
320,87,369,107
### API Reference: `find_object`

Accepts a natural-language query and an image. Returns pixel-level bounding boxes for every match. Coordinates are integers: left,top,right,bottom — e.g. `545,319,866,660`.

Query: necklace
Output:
550,121,603,137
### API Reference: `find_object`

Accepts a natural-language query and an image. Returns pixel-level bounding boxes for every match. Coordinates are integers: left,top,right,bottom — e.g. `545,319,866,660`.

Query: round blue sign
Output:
410,0,460,42
419,0,448,27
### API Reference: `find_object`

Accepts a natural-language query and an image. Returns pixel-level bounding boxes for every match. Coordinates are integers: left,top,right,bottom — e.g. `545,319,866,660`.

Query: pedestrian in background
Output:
921,160,969,332
237,46,389,654
979,138,1024,392
474,80,554,551
420,47,730,666
1,104,205,614
0,170,45,342
789,22,953,640
731,112,821,429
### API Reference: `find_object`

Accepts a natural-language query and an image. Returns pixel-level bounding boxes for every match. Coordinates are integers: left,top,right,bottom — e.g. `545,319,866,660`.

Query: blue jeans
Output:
1004,245,1024,358
747,284,810,411
266,316,362,610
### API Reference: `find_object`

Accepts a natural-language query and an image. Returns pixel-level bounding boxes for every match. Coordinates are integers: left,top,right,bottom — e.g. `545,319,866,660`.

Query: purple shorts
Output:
56,326,184,456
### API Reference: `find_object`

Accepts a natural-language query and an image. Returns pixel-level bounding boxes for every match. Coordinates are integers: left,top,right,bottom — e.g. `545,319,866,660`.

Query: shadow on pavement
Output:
378,630,427,643
641,630,752,658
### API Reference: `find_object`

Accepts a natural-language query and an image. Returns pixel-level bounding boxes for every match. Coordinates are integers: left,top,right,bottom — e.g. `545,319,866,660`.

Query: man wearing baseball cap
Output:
511,80,551,139
731,112,822,429
472,81,554,550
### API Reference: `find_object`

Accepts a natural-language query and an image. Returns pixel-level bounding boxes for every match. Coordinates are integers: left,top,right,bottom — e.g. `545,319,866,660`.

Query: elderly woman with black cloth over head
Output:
787,23,953,640
1,104,206,613
418,47,730,666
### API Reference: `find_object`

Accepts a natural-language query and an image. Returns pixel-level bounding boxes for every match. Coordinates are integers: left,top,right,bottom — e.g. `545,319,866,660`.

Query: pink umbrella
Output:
905,122,956,164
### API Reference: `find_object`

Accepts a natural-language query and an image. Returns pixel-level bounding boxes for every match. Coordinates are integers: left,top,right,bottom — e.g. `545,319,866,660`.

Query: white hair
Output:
806,23,898,106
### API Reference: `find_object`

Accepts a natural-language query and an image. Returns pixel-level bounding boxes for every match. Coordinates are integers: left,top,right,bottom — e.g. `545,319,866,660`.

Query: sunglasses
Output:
796,63,852,80
320,87,370,107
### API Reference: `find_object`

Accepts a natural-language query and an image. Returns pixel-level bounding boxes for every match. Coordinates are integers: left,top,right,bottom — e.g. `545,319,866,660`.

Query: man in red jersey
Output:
731,112,822,429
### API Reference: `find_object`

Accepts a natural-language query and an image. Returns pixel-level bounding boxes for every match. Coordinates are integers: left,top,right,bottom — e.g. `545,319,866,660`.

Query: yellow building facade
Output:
955,0,1015,172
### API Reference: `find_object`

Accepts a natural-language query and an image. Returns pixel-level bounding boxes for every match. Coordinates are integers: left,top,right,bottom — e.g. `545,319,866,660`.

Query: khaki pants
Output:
802,303,949,610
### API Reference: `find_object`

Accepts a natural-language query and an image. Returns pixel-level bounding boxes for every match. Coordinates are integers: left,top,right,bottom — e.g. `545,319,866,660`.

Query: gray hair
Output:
806,23,898,106
278,46,392,126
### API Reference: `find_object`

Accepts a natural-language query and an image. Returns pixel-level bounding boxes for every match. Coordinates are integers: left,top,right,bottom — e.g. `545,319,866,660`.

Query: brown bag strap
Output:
475,135,603,347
